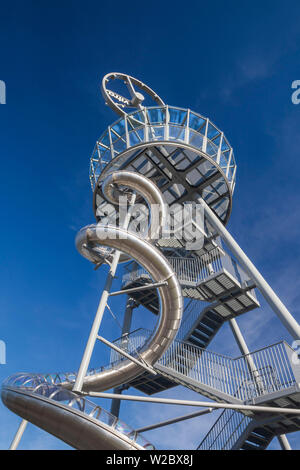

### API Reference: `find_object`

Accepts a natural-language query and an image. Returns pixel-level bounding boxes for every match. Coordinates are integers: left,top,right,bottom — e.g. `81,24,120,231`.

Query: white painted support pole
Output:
73,194,136,393
277,434,292,450
229,319,257,371
198,198,300,340
9,419,28,450
229,318,264,393
109,281,167,297
87,391,300,416
229,318,252,357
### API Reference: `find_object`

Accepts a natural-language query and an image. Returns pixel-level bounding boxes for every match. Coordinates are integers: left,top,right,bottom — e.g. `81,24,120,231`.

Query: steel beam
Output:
86,391,300,416
109,281,168,297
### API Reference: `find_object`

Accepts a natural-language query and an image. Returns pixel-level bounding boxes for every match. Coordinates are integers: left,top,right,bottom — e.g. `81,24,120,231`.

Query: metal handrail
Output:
89,105,236,191
197,408,251,450
158,339,295,401
110,329,296,402
122,251,223,287
109,328,152,364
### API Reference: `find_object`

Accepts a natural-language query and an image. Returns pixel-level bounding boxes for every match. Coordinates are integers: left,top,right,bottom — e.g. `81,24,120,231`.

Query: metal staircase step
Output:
184,309,223,346
253,427,274,439
188,336,207,348
196,322,214,336
241,442,262,450
192,329,210,342
246,433,269,446
182,287,207,300
127,371,178,395
200,315,221,331
206,310,223,324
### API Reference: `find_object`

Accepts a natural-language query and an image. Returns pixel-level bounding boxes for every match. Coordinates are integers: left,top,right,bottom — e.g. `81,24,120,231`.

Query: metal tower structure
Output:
3,73,300,451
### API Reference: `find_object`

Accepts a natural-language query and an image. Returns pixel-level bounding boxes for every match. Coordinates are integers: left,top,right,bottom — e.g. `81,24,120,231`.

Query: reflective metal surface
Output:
2,375,154,450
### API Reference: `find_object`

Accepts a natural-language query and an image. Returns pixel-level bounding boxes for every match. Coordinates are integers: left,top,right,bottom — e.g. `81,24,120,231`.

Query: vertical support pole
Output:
110,296,137,418
216,132,223,165
121,297,136,337
124,114,130,149
198,197,300,340
202,119,208,153
73,194,136,393
185,108,190,144
277,434,292,450
164,105,169,141
9,419,28,450
229,318,263,393
229,318,252,355
110,388,123,418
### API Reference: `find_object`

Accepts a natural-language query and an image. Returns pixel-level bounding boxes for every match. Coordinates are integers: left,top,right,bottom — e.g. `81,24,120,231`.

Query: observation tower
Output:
3,73,300,450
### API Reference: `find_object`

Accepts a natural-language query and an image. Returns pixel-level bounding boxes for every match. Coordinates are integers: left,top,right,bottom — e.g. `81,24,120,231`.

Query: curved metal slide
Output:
2,172,183,450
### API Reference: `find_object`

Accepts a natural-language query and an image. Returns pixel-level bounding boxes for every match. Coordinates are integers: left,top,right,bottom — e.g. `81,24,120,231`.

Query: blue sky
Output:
1,0,300,450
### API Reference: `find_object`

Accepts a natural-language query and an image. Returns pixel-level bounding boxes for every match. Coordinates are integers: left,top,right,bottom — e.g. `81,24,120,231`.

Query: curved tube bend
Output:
101,170,167,241
77,170,168,265
72,171,182,391
73,224,183,392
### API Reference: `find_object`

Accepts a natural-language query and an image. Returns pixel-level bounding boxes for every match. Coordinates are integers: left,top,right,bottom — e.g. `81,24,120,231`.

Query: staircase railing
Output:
122,250,223,287
159,339,296,401
111,329,297,402
122,247,258,292
197,409,251,450
167,252,223,284
110,328,152,364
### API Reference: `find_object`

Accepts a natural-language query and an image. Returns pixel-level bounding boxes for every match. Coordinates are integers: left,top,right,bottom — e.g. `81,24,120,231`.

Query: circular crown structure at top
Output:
91,73,237,227
102,72,165,116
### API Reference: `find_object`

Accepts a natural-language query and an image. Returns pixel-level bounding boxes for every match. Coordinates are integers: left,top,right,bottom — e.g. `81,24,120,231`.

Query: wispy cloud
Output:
220,54,276,102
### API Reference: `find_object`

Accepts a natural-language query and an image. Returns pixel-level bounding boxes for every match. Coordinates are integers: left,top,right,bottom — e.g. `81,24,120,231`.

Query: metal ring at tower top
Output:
101,72,165,116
